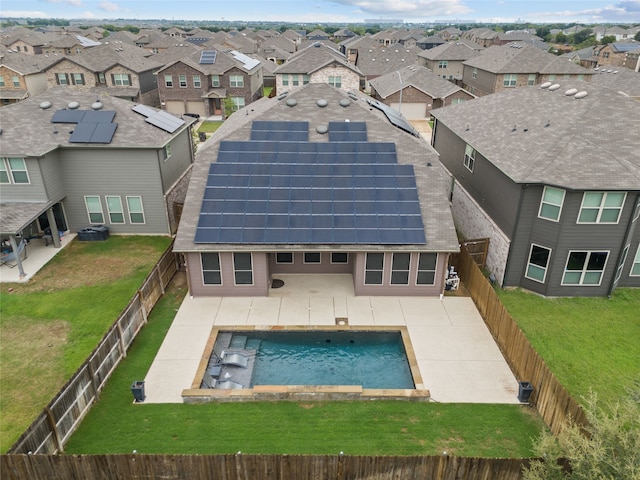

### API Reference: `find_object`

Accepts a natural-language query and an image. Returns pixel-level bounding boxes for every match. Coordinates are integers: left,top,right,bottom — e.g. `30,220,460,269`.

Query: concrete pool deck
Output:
143,274,521,404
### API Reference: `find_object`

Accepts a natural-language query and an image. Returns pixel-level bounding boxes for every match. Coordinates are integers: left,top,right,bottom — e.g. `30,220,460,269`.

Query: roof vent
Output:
276,92,289,100
40,101,52,109
92,101,103,110
67,101,80,109
574,91,588,99
316,99,328,108
548,84,561,91
286,98,297,107
316,124,328,134
348,92,358,101
540,81,552,89
565,88,578,96
339,98,351,107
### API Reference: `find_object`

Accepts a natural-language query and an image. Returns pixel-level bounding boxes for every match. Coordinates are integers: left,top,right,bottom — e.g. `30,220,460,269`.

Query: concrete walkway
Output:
144,275,520,404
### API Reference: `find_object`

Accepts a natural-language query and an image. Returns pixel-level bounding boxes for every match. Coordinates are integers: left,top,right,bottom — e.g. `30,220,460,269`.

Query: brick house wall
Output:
46,59,97,89
0,66,27,91
276,65,359,92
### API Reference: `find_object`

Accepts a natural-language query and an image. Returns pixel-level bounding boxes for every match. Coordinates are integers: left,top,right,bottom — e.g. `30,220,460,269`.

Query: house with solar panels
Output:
0,87,196,248
155,48,264,118
174,83,459,297
430,81,640,297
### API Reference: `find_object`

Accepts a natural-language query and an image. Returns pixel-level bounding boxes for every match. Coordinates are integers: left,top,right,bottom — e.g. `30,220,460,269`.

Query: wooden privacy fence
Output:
0,453,532,480
8,242,179,455
456,244,587,435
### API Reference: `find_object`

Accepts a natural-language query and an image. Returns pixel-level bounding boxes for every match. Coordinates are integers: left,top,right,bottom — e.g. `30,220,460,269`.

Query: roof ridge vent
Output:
548,84,561,91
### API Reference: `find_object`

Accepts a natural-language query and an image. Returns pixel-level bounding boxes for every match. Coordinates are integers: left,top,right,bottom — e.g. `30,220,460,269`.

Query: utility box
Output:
518,382,533,403
77,225,109,241
131,381,145,403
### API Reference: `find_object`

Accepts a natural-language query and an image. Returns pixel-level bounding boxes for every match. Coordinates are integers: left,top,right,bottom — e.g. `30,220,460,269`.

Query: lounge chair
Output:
221,352,249,368
0,239,27,268
202,372,217,389
216,380,243,389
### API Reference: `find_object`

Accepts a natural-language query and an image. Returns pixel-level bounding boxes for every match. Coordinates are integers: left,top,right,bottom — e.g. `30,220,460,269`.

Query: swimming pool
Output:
209,329,415,389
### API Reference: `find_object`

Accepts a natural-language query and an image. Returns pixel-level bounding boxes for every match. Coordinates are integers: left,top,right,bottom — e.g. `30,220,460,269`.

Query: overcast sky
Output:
2,0,640,24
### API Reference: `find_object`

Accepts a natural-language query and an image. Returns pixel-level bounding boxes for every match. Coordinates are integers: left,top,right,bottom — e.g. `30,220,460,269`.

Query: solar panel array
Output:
328,121,367,142
195,121,426,245
367,99,421,138
250,121,309,141
199,50,217,64
132,104,185,133
52,109,118,144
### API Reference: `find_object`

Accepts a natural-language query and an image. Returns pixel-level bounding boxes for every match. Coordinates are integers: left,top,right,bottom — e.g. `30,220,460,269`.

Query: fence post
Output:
44,407,64,454
139,290,149,324
115,318,127,359
87,360,101,402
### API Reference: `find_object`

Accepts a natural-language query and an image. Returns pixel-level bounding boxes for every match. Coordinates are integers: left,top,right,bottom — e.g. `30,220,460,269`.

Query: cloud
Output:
42,0,83,6
533,0,640,22
98,1,121,12
1,10,50,18
330,0,472,17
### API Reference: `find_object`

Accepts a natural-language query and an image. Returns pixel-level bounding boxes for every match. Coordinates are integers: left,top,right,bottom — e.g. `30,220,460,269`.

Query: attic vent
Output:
92,101,103,110
68,101,80,110
565,88,578,96
574,91,588,99
316,99,328,108
339,98,351,107
348,92,358,101
548,84,561,91
316,124,328,134
276,92,289,100
540,81,552,89
40,101,52,109
286,98,297,107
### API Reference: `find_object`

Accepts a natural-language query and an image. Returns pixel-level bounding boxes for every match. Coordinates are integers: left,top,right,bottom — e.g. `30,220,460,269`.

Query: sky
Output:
2,0,640,24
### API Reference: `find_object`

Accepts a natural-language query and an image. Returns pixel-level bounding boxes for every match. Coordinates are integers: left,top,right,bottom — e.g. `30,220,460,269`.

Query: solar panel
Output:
82,110,116,123
367,99,421,137
69,122,96,143
199,50,217,64
132,105,185,133
52,110,85,123
132,104,157,118
90,123,118,143
328,121,367,142
250,121,309,142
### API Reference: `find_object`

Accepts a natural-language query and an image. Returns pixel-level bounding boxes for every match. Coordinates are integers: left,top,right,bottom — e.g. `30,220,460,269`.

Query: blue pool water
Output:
226,331,414,389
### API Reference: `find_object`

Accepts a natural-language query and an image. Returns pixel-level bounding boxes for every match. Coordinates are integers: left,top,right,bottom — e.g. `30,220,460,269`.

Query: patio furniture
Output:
216,380,243,389
221,352,249,368
0,239,28,268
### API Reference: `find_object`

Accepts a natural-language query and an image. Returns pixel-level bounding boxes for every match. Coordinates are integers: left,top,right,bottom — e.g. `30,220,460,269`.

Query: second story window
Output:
578,192,626,224
193,75,201,88
292,74,300,86
229,75,244,87
12,76,20,87
463,144,475,172
438,60,448,69
55,73,69,85
112,74,130,86
0,76,5,87
303,74,310,85
211,75,220,87
328,76,342,88
472,68,477,79
1,158,29,184
527,74,536,85
164,75,173,87
179,74,187,88
98,72,106,84
72,73,84,85
503,74,517,87
538,186,565,222
282,74,289,86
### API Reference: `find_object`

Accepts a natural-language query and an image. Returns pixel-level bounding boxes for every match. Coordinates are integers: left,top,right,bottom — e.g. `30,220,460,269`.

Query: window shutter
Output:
71,74,76,85
55,74,60,85
80,73,85,85
128,74,132,86
110,74,115,85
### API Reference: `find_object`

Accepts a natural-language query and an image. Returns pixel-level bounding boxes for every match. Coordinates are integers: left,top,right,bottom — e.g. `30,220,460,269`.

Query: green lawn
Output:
197,121,223,133
64,277,544,457
0,236,171,452
497,287,640,406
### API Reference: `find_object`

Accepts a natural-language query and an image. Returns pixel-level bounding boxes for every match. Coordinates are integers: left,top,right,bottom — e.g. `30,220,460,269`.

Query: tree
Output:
523,387,640,480
600,35,616,45
573,28,593,44
635,31,640,41
555,32,567,44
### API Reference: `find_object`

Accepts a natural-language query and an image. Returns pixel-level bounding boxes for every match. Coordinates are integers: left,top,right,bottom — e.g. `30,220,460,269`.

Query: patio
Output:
144,274,521,405
0,233,75,283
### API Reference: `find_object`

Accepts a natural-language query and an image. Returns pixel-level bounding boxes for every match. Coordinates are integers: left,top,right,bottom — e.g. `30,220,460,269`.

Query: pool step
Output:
230,335,248,349
246,338,261,350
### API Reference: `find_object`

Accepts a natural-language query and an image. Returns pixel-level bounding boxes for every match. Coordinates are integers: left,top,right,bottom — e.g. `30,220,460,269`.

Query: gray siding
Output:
0,157,48,202
433,122,520,236
462,66,495,95
159,129,194,193
39,151,66,203
59,148,170,234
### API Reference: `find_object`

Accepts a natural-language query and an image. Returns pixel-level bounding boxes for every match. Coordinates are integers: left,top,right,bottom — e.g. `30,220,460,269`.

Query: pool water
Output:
228,331,414,389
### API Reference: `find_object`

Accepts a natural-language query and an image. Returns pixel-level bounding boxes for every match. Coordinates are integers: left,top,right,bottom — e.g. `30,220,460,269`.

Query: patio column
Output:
8,235,26,279
46,208,62,248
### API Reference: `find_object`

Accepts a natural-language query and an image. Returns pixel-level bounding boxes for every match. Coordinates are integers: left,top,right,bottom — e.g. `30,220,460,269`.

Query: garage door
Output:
164,101,184,115
391,102,426,120
186,101,206,118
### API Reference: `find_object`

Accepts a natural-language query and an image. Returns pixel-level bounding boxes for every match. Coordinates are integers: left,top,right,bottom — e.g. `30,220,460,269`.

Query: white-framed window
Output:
291,74,300,86
276,252,293,264
614,245,630,283
438,60,448,69
163,144,172,160
193,75,201,88
304,252,321,264
12,75,20,87
451,98,465,105
331,252,348,264
106,196,125,224
0,76,5,87
538,186,565,222
0,158,29,184
179,74,187,88
526,244,551,283
98,72,106,84
633,199,640,222
231,97,245,110
503,74,517,87
527,74,536,86
211,75,220,87
126,196,145,224
328,76,342,88
548,74,556,81
417,253,437,285
578,192,626,224
113,74,130,86
631,245,640,276
72,73,84,85
229,75,244,87
303,74,310,85
164,75,173,87
282,74,289,86
364,252,384,285
84,196,104,224
391,253,410,285
464,144,475,172
202,253,222,285
562,251,609,286
55,73,68,85
233,253,253,285
472,68,477,79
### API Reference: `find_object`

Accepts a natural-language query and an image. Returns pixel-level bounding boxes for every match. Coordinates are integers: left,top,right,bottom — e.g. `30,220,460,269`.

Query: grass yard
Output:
197,120,223,134
497,287,640,406
0,236,171,452
64,274,545,457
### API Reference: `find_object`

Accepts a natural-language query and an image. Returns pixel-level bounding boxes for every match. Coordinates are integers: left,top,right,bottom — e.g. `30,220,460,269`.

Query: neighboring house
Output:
354,43,421,92
274,42,362,93
430,82,640,297
494,32,547,50
41,34,101,56
369,64,475,119
593,26,632,42
1,28,54,55
43,42,164,106
174,83,459,297
563,46,598,68
0,88,197,261
156,48,264,117
417,41,483,82
462,28,500,48
595,42,640,70
462,43,593,96
415,35,446,50
306,29,331,41
333,29,357,42
0,48,57,105
438,28,462,41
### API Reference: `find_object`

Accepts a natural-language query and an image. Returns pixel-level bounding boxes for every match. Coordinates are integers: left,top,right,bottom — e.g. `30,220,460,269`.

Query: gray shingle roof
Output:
431,82,640,190
370,64,465,99
417,41,483,61
274,42,361,76
45,42,163,73
174,83,458,253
